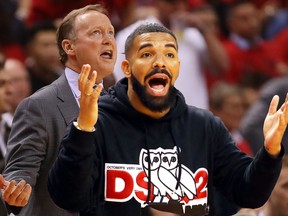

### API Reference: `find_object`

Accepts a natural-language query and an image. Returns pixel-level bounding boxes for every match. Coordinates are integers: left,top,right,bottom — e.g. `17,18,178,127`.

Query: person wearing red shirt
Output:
220,1,283,84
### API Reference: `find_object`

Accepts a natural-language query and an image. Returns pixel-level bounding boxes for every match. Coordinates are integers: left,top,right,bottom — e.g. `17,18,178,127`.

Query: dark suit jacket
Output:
3,74,79,215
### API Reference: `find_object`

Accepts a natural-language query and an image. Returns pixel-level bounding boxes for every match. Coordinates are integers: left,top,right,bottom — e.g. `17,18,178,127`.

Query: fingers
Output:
17,184,32,207
283,93,288,122
268,95,279,115
84,70,97,96
277,93,288,124
78,64,91,92
0,175,8,189
78,64,99,98
3,180,31,207
91,83,103,99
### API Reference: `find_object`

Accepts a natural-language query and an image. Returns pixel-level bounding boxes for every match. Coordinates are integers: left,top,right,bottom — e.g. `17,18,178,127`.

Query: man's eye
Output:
108,31,115,36
141,53,151,58
167,53,175,58
93,30,101,35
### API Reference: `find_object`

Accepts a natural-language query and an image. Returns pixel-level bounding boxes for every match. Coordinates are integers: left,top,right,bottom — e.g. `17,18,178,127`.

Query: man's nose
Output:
152,54,166,69
102,33,115,45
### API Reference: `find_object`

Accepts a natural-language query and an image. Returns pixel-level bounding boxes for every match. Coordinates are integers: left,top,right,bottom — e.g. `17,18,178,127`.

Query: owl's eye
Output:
163,157,168,162
153,157,159,162
171,157,177,162
145,156,148,162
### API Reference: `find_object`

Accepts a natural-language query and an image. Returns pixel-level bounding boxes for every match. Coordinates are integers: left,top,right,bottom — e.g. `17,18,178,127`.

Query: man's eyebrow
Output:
165,43,177,51
138,43,153,52
138,42,177,52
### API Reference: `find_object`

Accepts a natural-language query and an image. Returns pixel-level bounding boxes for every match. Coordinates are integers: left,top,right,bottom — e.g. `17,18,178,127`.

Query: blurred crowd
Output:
1,0,288,215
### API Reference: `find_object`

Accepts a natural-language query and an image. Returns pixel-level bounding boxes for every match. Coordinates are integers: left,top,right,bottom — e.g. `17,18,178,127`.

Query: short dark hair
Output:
25,21,57,44
226,0,253,20
57,4,108,65
124,23,178,58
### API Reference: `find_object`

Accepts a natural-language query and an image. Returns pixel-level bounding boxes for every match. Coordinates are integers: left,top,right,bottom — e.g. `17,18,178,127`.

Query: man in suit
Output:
0,4,117,215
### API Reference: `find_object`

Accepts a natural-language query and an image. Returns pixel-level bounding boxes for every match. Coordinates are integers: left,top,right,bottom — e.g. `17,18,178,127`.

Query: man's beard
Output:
131,69,177,112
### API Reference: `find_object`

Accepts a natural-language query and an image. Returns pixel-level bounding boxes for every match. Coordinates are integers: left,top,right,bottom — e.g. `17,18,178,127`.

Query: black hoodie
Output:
48,78,283,216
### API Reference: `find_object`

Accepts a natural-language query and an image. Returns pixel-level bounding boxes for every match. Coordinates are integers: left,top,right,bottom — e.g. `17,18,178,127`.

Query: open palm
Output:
263,95,288,156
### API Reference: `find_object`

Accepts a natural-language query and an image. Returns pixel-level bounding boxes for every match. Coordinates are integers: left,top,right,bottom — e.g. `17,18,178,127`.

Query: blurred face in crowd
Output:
67,11,117,82
268,164,288,215
212,93,246,131
0,69,13,114
122,32,180,115
228,2,262,40
27,29,62,74
155,0,188,27
192,7,220,35
4,59,31,113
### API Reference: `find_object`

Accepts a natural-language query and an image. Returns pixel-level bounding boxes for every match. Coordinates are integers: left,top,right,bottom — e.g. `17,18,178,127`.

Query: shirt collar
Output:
65,67,80,100
230,33,262,50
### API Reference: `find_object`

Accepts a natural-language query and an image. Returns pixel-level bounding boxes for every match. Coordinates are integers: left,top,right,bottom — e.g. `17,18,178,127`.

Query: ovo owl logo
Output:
105,147,208,211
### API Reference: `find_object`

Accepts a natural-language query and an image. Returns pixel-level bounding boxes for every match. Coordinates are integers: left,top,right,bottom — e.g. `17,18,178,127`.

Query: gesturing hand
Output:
77,64,103,132
263,94,288,156
0,174,32,207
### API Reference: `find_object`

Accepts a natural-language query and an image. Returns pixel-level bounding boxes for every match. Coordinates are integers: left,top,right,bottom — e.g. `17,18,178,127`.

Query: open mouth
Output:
146,74,170,96
100,50,113,59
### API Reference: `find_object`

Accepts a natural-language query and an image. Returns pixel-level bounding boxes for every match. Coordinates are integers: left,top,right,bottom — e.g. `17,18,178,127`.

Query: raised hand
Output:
0,174,32,207
263,94,288,156
77,64,103,132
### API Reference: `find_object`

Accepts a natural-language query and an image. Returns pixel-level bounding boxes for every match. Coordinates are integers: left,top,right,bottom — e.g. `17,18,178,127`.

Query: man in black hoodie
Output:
48,23,288,216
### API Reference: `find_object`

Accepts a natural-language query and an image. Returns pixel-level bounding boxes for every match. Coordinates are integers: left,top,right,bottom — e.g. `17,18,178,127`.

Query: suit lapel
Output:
55,74,79,126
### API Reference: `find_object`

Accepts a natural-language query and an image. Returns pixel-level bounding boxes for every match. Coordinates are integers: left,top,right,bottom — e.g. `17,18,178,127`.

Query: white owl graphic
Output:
140,148,178,200
139,147,197,202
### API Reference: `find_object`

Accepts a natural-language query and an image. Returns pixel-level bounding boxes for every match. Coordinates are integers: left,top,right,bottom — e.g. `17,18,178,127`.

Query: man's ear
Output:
121,60,131,78
62,39,75,56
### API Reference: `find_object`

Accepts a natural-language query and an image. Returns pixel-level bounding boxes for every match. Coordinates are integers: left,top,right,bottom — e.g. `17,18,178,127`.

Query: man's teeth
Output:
151,87,165,92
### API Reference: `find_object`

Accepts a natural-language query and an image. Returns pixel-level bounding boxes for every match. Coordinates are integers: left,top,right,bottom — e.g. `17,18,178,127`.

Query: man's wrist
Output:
73,121,95,132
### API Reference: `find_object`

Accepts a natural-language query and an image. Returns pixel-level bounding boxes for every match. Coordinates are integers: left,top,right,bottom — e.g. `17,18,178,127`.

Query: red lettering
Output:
134,171,154,202
106,170,134,199
194,169,208,199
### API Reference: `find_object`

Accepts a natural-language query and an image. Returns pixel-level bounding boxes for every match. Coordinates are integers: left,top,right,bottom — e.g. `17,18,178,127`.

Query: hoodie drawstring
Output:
170,123,182,191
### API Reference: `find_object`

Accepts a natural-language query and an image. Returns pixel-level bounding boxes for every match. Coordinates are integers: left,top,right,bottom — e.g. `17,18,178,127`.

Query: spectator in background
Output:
209,81,252,156
238,72,270,109
240,76,288,155
233,155,288,216
0,59,32,146
273,27,288,74
220,0,287,84
209,81,250,216
0,0,26,62
4,59,31,114
0,59,14,173
260,0,288,39
1,4,117,216
258,155,288,215
0,57,13,216
114,0,228,109
24,21,64,93
25,0,137,32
